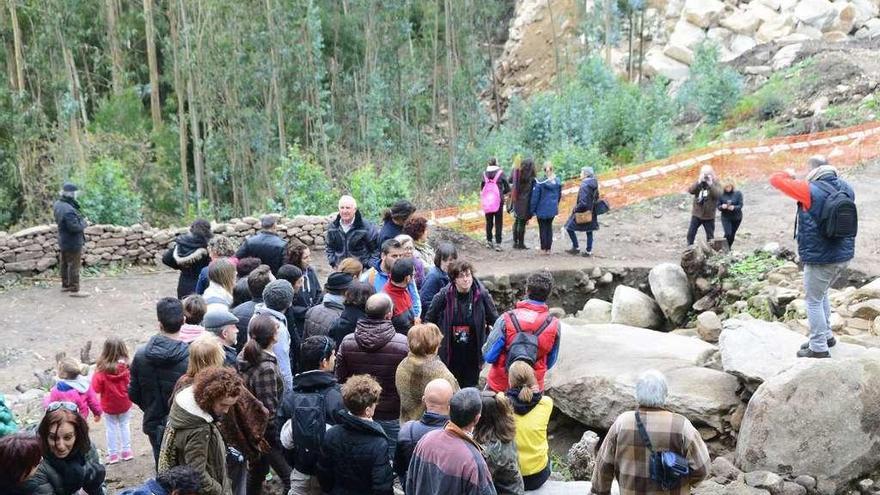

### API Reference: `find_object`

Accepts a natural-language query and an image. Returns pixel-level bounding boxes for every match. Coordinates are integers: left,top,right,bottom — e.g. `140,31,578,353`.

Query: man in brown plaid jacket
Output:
592,370,711,495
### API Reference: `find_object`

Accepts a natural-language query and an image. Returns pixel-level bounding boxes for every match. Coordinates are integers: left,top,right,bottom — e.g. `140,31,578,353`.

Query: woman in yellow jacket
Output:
507,361,553,490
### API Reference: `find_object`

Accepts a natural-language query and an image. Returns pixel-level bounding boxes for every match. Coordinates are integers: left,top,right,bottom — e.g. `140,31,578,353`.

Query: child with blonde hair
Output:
44,356,102,421
92,337,134,463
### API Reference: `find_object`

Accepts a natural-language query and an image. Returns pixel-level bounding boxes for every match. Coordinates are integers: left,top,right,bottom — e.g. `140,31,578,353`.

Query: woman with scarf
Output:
424,260,499,388
507,361,553,491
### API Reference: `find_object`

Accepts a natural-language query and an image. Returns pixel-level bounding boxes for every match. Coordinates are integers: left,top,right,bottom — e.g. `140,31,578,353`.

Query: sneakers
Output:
69,291,91,298
107,454,120,465
582,251,593,257
796,348,830,358
121,450,134,461
799,337,836,350
565,248,580,255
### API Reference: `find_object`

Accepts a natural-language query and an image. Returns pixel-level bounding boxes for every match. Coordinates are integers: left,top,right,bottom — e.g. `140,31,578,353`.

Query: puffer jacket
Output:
162,233,211,298
316,409,394,495
235,231,287,274
336,318,408,421
324,210,379,268
24,447,105,495
529,177,562,220
129,334,189,438
53,196,87,251
798,176,856,264
303,297,345,339
159,386,231,495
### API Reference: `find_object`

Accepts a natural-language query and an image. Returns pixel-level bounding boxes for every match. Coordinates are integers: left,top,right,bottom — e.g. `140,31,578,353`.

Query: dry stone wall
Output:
0,215,331,278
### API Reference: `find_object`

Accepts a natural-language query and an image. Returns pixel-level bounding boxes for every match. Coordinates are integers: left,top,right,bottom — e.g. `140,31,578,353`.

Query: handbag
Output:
635,411,690,490
595,199,610,216
574,210,593,225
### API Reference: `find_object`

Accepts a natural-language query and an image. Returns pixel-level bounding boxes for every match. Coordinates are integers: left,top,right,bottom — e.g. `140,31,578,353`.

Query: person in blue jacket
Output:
564,167,600,257
529,161,563,254
418,242,458,310
718,180,744,248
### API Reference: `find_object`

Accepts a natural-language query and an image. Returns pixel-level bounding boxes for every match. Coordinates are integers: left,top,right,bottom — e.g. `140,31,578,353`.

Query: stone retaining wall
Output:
0,215,331,278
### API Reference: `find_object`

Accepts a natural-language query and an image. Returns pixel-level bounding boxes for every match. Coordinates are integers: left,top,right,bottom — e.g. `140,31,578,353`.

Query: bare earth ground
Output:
0,161,878,491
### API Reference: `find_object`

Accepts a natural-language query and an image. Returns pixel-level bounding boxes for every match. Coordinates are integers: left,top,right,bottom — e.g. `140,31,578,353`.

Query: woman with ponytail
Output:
236,315,291,494
507,361,553,491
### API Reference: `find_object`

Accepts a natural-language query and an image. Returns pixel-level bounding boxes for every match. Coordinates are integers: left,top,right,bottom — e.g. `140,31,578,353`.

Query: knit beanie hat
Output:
262,279,294,311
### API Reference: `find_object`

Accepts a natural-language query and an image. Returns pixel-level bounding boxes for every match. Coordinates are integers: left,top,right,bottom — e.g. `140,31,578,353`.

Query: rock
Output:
744,471,784,494
611,285,665,330
744,65,772,76
547,321,740,432
664,19,707,65
683,0,726,28
721,9,762,34
567,430,600,481
857,479,875,492
711,457,742,481
528,480,595,494
850,299,880,320
822,30,849,41
599,272,614,285
12,225,54,238
794,0,837,29
768,286,800,308
771,42,803,70
697,311,723,343
693,480,771,495
756,14,795,42
4,260,37,272
829,2,856,33
644,48,691,80
780,481,806,495
649,263,693,326
873,316,880,336
830,312,846,331
729,35,759,58
855,18,880,38
793,475,816,490
735,356,880,493
851,0,879,27
795,22,824,39
578,299,613,324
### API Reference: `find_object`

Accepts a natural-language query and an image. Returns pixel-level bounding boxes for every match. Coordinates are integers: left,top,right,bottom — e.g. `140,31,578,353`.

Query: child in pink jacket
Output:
44,357,102,421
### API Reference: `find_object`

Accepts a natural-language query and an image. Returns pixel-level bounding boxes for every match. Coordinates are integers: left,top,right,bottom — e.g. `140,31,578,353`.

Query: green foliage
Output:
727,252,785,286
91,90,149,136
78,159,144,225
679,43,743,124
269,144,337,216
347,160,412,220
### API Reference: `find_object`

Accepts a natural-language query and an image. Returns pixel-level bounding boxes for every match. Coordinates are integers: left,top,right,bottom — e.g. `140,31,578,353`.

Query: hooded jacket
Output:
565,177,600,232
91,362,133,415
325,210,380,268
236,230,287,275
25,446,105,495
162,233,211,298
529,176,562,219
129,334,190,436
44,375,102,420
277,370,345,473
507,391,552,477
316,409,394,495
159,386,230,495
336,318,408,421
53,196,87,251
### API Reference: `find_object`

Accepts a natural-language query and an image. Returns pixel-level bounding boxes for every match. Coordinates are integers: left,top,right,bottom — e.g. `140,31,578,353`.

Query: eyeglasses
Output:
47,401,78,413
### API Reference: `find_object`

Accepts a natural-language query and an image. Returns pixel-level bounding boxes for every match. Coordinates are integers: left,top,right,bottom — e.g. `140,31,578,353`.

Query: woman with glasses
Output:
25,401,106,495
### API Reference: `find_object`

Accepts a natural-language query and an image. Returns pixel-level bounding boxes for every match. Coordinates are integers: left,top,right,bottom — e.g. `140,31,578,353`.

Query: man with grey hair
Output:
202,307,239,366
236,214,287,274
770,155,857,358
325,194,379,269
592,370,710,495
53,182,89,297
406,387,496,494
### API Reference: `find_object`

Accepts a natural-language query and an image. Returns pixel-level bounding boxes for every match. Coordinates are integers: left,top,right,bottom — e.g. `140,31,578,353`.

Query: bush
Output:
758,94,786,121
269,144,337,216
78,159,143,225
680,42,743,124
91,89,149,137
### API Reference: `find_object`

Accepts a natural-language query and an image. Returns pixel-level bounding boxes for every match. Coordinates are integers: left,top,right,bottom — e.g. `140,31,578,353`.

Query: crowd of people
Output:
0,154,857,494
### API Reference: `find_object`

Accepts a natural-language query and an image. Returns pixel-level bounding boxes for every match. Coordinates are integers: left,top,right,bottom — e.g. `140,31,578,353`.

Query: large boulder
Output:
644,47,691,80
664,19,707,65
611,285,665,330
829,2,857,33
793,0,837,29
735,356,880,493
578,298,612,324
721,9,763,34
648,263,693,326
756,14,795,42
683,0,727,28
547,321,740,432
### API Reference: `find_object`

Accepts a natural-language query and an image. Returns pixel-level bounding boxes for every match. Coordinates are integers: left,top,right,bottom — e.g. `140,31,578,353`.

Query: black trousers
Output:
721,215,742,248
537,218,554,251
247,445,292,494
485,209,503,244
60,249,82,291
513,216,529,247
686,216,715,245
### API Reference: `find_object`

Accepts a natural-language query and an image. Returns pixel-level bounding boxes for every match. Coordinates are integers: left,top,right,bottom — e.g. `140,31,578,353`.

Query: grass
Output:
550,452,573,481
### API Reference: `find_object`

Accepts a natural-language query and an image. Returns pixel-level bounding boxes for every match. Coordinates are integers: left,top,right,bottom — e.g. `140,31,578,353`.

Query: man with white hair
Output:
770,155,857,358
592,370,710,495
236,214,287,274
686,165,722,246
53,182,89,297
324,195,379,269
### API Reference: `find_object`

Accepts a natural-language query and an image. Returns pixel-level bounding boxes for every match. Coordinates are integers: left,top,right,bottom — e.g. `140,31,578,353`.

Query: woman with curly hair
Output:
195,235,240,295
286,242,323,311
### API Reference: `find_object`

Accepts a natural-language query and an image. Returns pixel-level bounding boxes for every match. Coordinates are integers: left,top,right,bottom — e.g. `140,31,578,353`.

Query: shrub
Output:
78,159,143,225
680,42,743,124
758,94,786,121
347,159,412,219
269,144,337,216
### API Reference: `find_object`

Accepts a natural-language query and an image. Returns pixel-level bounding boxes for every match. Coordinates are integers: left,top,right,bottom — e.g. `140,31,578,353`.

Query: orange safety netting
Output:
427,121,880,233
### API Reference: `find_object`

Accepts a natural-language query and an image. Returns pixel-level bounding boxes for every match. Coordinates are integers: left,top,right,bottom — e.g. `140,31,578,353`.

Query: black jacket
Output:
317,410,394,495
393,411,449,488
236,231,287,275
325,211,379,268
162,233,211,298
718,189,744,220
53,197,87,251
232,297,262,352
24,447,105,495
329,305,367,350
278,370,345,473
129,334,190,436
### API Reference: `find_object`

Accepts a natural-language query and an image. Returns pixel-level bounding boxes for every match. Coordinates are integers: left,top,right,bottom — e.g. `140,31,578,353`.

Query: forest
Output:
0,0,739,229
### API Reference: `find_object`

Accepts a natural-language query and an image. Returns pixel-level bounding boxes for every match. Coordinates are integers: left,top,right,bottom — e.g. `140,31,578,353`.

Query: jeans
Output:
537,218,554,251
376,419,400,461
105,411,132,456
686,216,715,245
289,468,322,495
60,249,82,291
721,215,742,248
804,262,848,352
485,209,503,244
247,445,292,494
148,426,164,470
566,229,594,252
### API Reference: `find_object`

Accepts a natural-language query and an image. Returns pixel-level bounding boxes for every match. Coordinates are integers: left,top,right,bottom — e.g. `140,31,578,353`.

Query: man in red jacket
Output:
483,271,560,392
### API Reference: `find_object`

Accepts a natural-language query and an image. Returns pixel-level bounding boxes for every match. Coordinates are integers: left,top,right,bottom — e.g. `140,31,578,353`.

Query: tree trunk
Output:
264,0,286,155
144,0,162,129
444,0,457,179
180,0,203,210
105,0,124,93
430,2,439,126
168,0,189,212
628,11,634,81
638,10,645,83
9,0,25,97
604,0,612,66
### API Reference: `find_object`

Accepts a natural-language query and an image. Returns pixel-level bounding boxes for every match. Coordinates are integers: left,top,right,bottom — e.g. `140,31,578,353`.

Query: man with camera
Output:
686,166,723,246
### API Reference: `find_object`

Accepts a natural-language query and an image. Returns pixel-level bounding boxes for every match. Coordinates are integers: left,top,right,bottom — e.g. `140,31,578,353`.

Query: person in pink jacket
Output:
44,357,102,421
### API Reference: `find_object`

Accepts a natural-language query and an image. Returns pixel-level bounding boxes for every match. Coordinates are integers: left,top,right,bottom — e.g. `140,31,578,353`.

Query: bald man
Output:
325,194,379,268
394,378,455,490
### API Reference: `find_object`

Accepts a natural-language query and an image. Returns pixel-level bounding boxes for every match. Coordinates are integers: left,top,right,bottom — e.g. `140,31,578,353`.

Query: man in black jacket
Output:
129,297,190,467
236,215,287,275
53,182,88,296
324,195,379,269
394,378,453,489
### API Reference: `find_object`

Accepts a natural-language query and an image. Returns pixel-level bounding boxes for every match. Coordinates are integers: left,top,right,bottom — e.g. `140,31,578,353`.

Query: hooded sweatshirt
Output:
45,375,102,420
91,362,133,415
129,334,190,435
507,390,552,476
336,318,408,421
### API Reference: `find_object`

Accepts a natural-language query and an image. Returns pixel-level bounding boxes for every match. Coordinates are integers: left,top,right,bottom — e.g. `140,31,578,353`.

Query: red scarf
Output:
383,281,413,317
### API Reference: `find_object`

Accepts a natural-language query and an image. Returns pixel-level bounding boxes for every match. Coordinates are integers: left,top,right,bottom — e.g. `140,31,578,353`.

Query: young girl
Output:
179,294,207,343
44,357,102,421
91,338,133,464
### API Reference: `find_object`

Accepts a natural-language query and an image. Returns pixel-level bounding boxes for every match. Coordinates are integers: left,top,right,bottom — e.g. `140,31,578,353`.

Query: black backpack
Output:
290,391,326,474
814,181,858,239
506,312,555,370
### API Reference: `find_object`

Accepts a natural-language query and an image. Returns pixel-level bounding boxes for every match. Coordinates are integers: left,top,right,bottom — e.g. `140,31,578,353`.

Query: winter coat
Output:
799,177,856,264
304,296,345,339
336,318,409,421
511,166,536,219
509,392,552,477
419,267,449,310
565,177,600,232
129,334,189,437
395,354,459,423
325,210,380,268
316,409,394,495
484,300,560,393
277,370,345,473
718,189,744,220
237,350,284,446
159,386,231,495
203,282,233,310
688,180,722,221
231,295,262,352
377,219,404,249
44,376,102,420
483,439,525,495
405,422,497,495
328,304,367,350
393,411,449,489
297,266,323,310
529,177,562,220
481,168,512,214
91,363,133,415
424,281,499,370
162,233,211,298
25,447,105,495
53,196,87,252
236,231,287,275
